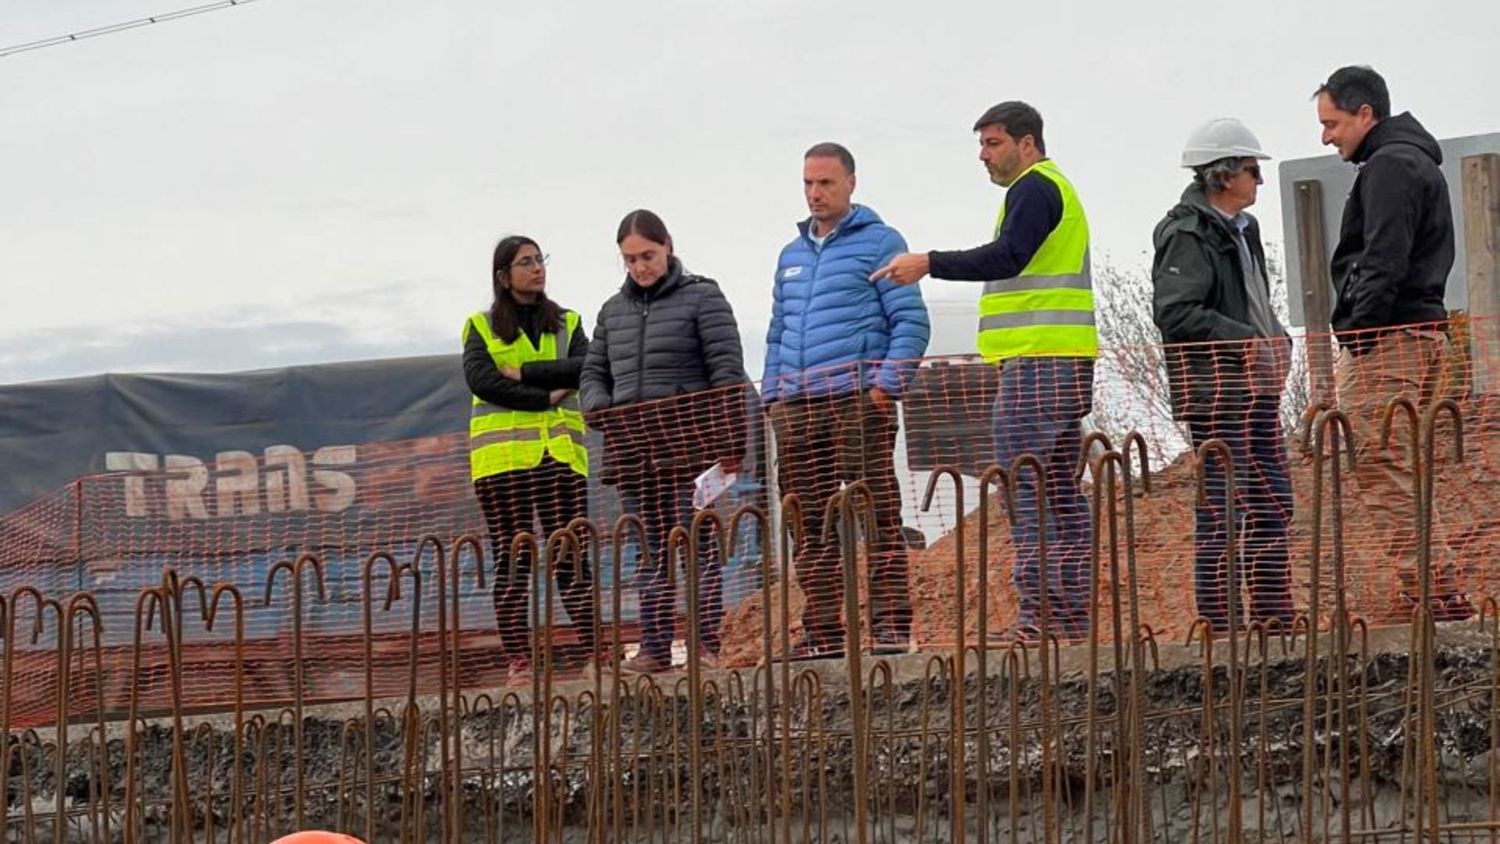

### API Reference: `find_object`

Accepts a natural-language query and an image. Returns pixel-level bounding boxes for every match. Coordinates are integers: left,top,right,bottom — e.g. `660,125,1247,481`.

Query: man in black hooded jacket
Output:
1315,64,1469,620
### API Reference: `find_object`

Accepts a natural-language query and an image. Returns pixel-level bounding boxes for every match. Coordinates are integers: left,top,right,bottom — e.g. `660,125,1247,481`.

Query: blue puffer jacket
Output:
761,205,930,403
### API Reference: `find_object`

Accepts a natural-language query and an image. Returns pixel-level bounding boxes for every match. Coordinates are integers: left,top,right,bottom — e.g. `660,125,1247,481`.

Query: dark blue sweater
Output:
928,167,1064,281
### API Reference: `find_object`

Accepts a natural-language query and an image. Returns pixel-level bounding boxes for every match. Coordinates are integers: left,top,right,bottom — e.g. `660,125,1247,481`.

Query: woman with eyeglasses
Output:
464,235,598,685
580,209,750,674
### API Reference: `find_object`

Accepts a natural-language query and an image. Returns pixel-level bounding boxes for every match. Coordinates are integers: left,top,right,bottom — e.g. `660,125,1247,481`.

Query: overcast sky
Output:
3,0,1498,385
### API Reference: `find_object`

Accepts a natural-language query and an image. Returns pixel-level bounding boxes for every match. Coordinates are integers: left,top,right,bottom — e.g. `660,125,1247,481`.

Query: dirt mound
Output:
909,396,1500,645
721,396,1500,660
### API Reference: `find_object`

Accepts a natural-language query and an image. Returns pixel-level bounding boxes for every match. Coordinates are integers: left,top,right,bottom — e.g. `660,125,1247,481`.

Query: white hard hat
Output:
1180,117,1272,168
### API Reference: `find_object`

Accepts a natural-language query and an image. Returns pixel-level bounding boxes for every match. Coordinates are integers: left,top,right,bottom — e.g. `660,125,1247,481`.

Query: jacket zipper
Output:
635,292,651,402
798,233,825,382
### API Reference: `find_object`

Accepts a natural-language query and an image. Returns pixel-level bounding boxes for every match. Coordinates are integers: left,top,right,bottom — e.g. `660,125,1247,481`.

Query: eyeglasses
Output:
511,254,550,270
1239,163,1262,180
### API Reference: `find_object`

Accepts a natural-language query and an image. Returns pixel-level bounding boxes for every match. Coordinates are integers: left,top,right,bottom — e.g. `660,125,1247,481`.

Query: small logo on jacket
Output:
782,266,804,279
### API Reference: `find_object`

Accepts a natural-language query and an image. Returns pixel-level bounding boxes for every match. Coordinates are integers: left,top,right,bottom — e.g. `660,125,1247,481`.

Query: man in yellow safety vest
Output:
873,101,1097,644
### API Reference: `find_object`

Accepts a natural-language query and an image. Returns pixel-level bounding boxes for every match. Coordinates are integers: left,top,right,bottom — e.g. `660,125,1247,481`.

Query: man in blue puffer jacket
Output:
763,142,931,658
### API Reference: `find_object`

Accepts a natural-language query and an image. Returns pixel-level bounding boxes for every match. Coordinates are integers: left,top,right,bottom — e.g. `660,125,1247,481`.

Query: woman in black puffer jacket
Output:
581,209,749,674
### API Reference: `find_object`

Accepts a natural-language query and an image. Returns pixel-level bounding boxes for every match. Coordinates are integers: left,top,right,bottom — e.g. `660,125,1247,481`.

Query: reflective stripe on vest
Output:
977,159,1098,362
465,309,589,480
471,422,586,450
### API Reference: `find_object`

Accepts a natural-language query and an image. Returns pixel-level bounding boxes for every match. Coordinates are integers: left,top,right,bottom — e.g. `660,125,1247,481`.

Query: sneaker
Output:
557,642,614,672
694,645,720,670
620,651,670,674
1399,590,1478,622
870,628,910,656
1434,593,1477,622
591,644,621,670
986,623,1042,647
1057,614,1092,644
788,636,846,662
505,657,532,686
510,655,585,684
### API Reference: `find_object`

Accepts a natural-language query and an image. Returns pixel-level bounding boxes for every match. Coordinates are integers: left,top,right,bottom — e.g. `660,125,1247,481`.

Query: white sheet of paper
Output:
692,462,737,510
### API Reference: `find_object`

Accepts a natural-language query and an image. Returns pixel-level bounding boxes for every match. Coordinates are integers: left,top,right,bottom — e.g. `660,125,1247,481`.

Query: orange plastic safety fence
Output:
1,318,1498,726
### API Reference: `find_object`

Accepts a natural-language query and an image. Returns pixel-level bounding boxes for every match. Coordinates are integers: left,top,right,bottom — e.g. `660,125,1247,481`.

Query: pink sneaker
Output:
619,652,669,674
505,657,532,686
695,645,720,670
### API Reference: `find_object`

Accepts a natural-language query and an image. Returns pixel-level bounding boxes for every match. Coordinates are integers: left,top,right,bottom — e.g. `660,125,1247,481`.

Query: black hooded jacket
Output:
1329,112,1454,349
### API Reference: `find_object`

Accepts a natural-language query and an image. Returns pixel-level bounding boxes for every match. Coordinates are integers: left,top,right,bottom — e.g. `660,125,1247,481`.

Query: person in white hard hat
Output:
1150,117,1294,632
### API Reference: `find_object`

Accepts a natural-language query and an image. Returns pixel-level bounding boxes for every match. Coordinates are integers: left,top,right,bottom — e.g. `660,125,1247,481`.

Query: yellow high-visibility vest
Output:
464,309,588,481
976,159,1098,362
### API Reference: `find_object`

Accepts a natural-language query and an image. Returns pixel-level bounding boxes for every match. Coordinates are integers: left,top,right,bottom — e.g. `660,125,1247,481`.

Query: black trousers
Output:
474,458,595,660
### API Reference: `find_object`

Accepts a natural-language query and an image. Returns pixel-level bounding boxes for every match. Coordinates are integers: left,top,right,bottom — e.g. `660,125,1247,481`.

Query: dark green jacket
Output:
1151,184,1282,421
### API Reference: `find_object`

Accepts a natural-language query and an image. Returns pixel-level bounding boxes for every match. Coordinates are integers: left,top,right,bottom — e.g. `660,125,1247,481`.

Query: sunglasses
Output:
1239,163,1262,180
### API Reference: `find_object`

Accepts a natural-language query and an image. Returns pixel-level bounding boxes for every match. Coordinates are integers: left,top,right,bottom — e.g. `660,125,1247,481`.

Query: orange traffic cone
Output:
269,833,367,844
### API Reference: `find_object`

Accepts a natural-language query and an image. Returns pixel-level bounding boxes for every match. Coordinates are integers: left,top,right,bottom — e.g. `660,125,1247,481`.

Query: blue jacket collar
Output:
797,204,883,245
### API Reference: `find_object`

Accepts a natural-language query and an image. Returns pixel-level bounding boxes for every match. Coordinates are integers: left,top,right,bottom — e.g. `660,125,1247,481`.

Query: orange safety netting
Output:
2,317,1499,728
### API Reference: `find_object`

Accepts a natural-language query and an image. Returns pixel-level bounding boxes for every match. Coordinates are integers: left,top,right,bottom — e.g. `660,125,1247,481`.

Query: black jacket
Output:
1329,112,1453,350
580,258,750,476
462,303,587,413
1152,184,1286,421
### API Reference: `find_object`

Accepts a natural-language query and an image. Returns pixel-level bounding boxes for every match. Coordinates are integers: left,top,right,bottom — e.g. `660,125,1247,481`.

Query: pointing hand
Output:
870,252,931,286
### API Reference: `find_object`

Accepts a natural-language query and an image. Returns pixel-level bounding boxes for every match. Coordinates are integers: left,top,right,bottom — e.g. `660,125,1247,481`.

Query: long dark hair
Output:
615,209,673,254
490,235,563,344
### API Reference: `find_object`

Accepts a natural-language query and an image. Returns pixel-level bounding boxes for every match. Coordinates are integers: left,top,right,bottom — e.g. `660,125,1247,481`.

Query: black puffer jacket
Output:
581,258,749,476
1329,112,1454,350
1152,184,1288,422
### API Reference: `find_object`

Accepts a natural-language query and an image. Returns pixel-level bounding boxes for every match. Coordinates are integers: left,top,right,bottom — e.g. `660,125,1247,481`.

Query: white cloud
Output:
1,0,1497,383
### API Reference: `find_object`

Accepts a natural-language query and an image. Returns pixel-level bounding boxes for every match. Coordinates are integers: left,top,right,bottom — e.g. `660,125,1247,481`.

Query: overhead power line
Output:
0,0,266,59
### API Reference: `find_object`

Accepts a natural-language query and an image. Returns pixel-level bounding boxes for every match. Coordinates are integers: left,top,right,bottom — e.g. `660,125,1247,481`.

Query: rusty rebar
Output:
1000,453,1058,844
687,508,730,844
0,400,1496,844
820,483,874,844
609,512,650,840
1198,437,1248,844
729,503,779,844
975,463,1008,844
3,587,59,844
449,532,488,844
777,492,806,844
361,551,417,842
563,514,608,844
261,552,327,831
922,464,968,844
54,593,105,844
